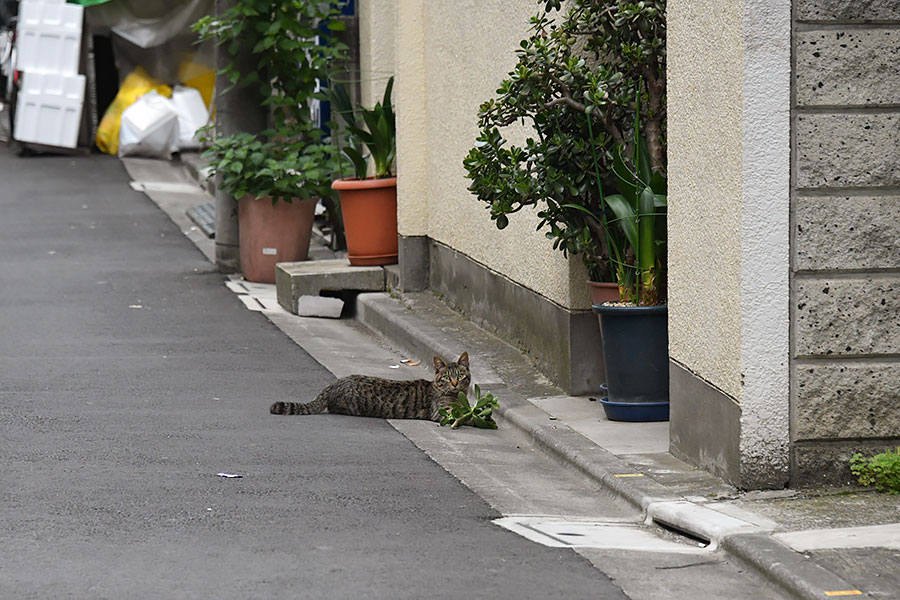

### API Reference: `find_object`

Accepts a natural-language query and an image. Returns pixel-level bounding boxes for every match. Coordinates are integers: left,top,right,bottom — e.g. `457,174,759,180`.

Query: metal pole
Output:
213,0,267,273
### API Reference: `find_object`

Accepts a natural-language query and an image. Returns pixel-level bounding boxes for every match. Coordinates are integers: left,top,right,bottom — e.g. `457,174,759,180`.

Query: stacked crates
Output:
13,0,85,148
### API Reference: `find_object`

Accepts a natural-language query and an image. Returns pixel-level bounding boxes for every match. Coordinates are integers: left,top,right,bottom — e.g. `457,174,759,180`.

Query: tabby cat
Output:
270,352,471,422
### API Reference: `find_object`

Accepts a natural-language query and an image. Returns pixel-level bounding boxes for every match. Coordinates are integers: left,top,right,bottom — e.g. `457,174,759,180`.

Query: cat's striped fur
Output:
270,353,470,421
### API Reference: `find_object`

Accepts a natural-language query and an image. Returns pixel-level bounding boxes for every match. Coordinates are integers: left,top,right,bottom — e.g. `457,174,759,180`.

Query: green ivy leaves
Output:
192,1,349,203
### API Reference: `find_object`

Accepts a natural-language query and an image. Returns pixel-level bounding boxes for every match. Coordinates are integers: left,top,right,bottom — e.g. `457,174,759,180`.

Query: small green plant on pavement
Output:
439,385,499,430
850,448,900,494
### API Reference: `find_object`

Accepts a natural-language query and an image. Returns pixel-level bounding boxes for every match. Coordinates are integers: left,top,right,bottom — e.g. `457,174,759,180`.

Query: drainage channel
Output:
494,516,710,553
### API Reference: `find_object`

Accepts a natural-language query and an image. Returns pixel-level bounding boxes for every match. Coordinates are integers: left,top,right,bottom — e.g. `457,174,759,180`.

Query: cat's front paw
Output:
270,402,287,415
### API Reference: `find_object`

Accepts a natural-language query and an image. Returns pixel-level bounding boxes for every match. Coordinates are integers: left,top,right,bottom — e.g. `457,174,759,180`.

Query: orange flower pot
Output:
332,176,398,266
587,280,620,327
238,195,317,283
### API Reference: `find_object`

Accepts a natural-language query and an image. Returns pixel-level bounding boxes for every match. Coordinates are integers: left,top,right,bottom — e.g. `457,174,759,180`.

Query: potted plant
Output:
330,76,398,266
464,0,665,304
593,112,668,422
464,0,667,419
193,0,347,283
201,128,339,282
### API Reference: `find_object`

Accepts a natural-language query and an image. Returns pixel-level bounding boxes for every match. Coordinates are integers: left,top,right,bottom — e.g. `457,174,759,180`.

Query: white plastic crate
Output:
13,72,86,148
16,0,83,75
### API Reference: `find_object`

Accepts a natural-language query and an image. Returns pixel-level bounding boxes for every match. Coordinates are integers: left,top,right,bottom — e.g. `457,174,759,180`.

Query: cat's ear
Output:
433,356,447,371
457,352,469,369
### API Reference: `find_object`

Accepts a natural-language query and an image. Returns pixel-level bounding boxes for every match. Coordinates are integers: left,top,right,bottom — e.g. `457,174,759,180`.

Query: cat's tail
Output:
270,395,327,416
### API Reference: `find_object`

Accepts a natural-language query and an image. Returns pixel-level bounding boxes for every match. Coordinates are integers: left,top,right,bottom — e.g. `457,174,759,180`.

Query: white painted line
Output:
237,294,264,312
129,181,203,194
225,280,249,294
774,523,900,551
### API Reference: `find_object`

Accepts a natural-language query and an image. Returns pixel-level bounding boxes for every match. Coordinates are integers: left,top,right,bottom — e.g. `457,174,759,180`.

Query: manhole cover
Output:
494,516,708,553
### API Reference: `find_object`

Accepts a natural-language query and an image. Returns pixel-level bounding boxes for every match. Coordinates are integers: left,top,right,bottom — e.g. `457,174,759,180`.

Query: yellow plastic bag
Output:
177,55,215,111
95,67,172,155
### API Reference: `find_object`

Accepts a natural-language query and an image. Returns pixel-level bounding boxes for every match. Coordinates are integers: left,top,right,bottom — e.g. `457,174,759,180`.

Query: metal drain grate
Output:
186,202,216,238
494,516,709,553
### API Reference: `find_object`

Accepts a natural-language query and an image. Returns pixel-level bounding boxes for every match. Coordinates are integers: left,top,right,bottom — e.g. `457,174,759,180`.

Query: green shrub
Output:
850,448,900,494
463,0,666,284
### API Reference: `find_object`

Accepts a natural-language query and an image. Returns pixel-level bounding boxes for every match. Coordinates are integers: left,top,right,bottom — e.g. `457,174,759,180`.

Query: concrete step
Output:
354,291,559,394
275,258,386,314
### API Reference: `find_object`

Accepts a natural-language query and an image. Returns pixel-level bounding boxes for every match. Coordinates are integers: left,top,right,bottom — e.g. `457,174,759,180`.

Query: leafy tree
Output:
464,0,666,285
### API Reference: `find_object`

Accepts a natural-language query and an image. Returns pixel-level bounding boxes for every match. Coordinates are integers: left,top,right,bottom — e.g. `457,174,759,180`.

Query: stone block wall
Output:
792,1,900,485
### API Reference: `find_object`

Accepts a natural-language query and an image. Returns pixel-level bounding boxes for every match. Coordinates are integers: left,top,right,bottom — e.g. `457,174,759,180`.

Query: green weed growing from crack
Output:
850,448,900,494
439,385,499,429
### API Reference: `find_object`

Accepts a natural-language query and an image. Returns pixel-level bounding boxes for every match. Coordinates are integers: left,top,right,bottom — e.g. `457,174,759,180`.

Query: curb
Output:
722,534,864,600
352,289,864,600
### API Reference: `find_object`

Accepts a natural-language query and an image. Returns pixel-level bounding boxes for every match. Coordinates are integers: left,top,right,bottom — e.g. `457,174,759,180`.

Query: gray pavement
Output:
0,152,629,598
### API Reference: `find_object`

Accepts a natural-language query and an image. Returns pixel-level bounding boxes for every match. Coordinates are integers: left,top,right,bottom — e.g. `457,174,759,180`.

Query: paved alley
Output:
0,153,625,599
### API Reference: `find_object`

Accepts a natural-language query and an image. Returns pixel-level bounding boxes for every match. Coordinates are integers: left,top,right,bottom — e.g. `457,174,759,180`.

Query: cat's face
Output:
433,352,471,400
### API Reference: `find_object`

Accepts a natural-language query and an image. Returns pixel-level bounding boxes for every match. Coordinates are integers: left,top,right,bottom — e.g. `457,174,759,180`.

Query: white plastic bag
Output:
118,90,179,158
171,85,209,150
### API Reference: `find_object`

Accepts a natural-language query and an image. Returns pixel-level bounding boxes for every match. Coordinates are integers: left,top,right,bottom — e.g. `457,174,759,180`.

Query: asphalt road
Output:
0,152,628,599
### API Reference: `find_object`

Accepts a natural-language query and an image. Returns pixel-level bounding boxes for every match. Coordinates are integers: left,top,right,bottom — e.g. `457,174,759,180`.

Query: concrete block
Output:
797,0,900,22
795,362,900,439
275,259,384,314
296,295,344,319
669,361,742,487
796,29,900,106
795,277,900,356
795,196,900,271
796,114,900,189
397,235,429,292
384,264,401,291
793,440,898,487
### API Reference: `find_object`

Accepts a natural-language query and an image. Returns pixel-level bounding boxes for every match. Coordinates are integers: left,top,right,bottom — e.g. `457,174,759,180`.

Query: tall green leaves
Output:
331,77,396,179
601,97,667,305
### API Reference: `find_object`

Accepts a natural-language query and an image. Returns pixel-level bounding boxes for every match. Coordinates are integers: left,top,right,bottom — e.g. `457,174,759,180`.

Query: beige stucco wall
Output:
360,0,589,309
667,0,743,401
358,0,396,107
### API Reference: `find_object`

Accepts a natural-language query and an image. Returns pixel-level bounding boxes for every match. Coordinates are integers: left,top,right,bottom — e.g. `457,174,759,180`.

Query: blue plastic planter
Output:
598,397,669,422
593,304,669,422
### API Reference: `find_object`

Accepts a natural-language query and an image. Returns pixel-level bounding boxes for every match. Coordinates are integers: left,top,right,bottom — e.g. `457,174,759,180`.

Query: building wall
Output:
667,0,744,402
358,0,395,107
791,0,900,485
389,0,590,311
668,0,792,488
357,0,605,393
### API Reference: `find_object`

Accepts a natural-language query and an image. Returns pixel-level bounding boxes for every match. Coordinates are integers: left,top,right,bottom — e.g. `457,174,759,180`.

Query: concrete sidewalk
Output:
134,153,899,600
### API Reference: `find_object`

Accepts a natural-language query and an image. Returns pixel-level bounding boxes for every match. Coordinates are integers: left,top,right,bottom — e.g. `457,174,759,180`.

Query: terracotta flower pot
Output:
238,195,317,283
587,280,619,326
332,176,398,266
587,280,620,304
